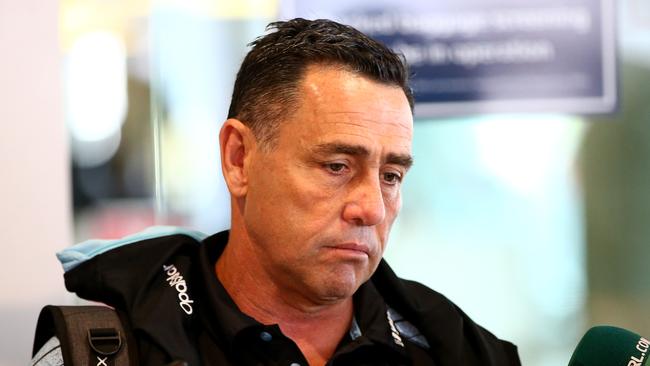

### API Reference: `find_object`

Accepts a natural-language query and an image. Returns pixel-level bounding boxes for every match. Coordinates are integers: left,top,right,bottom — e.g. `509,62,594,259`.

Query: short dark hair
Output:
227,18,413,148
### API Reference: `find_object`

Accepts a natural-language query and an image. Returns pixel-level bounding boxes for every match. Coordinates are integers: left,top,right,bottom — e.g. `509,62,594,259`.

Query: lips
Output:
325,243,370,256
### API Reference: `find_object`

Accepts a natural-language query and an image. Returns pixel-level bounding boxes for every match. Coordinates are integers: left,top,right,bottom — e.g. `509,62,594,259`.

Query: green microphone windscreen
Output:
568,326,649,366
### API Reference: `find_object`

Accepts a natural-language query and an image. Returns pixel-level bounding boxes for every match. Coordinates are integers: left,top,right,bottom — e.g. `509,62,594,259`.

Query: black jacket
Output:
64,230,521,366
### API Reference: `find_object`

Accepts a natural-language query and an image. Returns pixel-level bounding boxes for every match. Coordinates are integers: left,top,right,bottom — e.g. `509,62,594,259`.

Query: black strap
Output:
33,305,134,365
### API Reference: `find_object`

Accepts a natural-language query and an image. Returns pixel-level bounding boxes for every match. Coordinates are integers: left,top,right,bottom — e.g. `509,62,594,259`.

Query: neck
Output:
216,224,354,365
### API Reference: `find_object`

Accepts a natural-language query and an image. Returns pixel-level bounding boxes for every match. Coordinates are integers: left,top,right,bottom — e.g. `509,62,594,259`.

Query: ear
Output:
219,118,255,198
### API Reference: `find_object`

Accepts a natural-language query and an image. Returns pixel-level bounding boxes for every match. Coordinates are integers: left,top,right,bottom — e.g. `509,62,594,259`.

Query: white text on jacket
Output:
163,264,194,315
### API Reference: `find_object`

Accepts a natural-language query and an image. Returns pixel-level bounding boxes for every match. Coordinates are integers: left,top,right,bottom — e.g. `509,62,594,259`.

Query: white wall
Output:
0,0,72,364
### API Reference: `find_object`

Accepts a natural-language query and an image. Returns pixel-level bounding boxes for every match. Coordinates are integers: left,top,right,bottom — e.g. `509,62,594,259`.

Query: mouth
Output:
324,243,370,257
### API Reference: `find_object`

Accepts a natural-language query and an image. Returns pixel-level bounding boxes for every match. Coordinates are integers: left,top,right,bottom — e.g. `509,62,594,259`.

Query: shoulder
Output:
61,227,207,301
57,227,216,366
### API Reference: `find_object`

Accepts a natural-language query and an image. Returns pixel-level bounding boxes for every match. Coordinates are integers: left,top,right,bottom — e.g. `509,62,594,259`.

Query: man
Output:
33,18,520,365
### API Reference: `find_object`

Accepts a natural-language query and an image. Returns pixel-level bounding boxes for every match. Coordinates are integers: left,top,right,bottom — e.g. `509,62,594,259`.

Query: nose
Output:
342,173,386,226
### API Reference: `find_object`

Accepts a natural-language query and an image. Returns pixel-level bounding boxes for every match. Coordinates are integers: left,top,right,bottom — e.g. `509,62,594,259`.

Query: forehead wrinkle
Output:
320,120,412,140
330,131,374,139
325,118,410,129
324,114,410,126
315,130,411,146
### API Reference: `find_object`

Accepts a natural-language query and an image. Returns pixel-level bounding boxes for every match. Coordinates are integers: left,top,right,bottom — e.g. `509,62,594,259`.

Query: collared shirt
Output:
194,231,434,366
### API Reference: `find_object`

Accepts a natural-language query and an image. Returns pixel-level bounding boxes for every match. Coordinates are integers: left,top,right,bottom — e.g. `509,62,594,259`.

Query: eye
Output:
382,171,402,185
325,162,347,174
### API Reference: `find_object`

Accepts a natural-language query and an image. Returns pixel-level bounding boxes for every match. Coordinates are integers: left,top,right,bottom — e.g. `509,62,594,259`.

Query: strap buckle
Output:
87,328,122,356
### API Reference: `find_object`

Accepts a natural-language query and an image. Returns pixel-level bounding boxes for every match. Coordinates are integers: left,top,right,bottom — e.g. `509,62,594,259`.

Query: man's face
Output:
242,65,413,304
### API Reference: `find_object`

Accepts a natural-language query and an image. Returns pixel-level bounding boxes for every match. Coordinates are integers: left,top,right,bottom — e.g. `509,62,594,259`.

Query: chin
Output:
316,270,365,301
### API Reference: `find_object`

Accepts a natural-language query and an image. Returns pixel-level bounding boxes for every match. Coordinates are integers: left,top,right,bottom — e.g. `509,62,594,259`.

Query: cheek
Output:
285,165,346,215
251,169,340,237
378,191,402,241
384,189,402,219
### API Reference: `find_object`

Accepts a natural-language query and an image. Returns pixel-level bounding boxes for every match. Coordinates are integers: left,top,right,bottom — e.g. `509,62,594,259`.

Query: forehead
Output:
277,65,413,156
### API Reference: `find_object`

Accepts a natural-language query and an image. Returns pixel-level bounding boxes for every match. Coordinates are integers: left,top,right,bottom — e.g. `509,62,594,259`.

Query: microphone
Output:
569,326,649,366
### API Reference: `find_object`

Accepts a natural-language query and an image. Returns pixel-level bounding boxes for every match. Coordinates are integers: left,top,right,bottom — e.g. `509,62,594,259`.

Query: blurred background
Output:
1,0,649,365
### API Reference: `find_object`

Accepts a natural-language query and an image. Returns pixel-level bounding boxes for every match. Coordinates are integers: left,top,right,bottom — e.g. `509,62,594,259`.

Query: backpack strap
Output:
33,305,135,366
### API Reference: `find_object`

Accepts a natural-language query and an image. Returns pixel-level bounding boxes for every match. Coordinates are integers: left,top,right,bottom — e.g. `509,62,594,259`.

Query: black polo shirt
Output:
63,230,520,366
196,231,435,366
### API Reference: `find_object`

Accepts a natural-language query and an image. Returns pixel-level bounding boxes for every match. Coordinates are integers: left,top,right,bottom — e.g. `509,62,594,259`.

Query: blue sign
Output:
280,0,617,117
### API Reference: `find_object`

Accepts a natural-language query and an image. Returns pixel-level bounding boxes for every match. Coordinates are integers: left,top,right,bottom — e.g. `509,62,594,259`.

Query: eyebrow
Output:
312,142,414,170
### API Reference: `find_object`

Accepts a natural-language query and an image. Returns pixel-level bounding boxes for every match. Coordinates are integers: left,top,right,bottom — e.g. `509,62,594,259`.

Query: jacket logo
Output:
386,310,405,347
163,264,194,315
